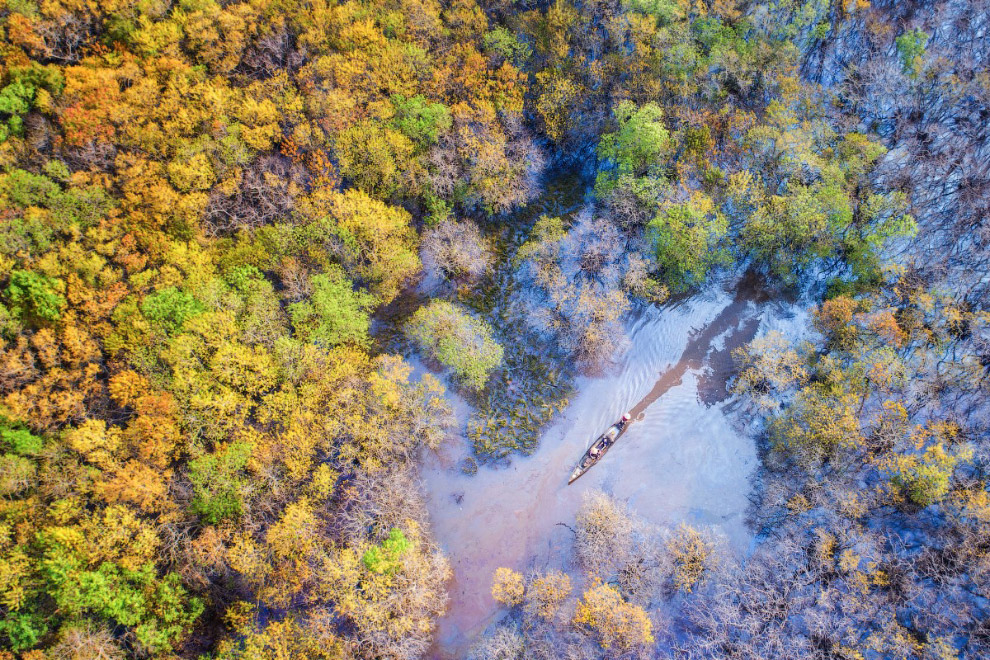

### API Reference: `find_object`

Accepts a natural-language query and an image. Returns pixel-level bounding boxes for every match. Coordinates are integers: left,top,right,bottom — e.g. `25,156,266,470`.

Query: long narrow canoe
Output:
567,413,631,485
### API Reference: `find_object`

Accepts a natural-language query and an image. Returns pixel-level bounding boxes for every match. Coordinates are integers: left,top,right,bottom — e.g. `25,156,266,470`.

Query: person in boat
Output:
589,413,631,459
604,414,631,443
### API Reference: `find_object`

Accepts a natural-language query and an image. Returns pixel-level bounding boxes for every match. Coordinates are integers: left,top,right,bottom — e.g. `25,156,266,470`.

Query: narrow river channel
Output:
419,272,810,657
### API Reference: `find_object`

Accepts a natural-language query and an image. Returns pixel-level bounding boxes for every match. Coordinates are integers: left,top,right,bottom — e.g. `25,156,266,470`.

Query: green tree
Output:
741,183,849,284
41,557,204,655
0,80,32,140
390,94,452,149
362,528,411,575
0,168,112,231
598,101,672,178
0,609,48,651
623,0,682,24
840,192,917,285
188,441,253,524
483,26,533,65
141,287,206,334
5,270,65,324
647,193,729,291
896,29,929,78
2,423,44,455
289,267,375,347
888,444,971,506
0,63,64,141
406,300,503,390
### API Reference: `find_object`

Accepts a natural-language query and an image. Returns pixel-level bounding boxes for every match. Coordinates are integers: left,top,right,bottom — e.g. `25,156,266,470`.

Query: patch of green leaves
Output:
4,270,65,324
189,441,252,524
362,528,411,574
141,287,206,334
289,267,375,348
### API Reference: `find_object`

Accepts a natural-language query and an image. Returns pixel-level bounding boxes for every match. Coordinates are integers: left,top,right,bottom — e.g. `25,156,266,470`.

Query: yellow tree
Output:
573,581,654,651
491,567,525,606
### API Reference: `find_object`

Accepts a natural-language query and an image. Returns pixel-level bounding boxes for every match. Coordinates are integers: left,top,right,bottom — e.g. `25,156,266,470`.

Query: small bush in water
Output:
407,300,503,390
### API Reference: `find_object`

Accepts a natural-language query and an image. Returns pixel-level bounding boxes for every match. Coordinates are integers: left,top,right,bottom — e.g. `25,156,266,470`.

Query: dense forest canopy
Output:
0,0,987,658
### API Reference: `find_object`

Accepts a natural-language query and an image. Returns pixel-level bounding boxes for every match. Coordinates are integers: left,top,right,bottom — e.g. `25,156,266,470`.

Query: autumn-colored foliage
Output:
573,581,655,651
491,567,525,607
0,0,511,654
0,0,981,656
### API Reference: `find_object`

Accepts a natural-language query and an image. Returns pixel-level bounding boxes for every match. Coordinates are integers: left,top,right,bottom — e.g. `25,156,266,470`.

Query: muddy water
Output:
420,272,803,658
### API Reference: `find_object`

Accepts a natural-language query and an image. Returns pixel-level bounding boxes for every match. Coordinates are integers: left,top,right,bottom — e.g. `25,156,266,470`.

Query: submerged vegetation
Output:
0,0,987,657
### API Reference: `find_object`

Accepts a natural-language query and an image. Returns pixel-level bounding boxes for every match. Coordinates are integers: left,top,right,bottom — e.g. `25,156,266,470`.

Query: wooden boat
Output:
567,413,632,484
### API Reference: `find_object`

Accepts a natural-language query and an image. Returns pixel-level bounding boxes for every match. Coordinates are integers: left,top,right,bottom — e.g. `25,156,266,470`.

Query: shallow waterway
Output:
420,273,808,658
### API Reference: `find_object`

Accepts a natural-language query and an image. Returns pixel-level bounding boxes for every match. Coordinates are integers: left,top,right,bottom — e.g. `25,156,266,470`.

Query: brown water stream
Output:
419,272,800,658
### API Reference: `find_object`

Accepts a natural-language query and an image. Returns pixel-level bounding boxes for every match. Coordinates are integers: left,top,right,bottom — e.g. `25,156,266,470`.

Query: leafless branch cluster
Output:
204,154,304,235
420,219,494,291
815,0,990,301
